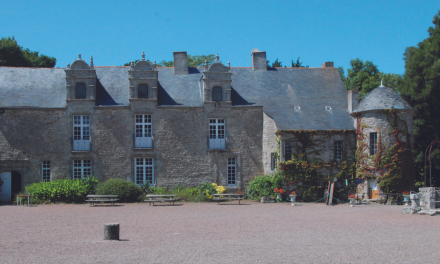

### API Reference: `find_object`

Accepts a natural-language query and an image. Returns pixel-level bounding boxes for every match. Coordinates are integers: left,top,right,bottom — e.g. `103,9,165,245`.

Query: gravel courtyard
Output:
1,201,438,264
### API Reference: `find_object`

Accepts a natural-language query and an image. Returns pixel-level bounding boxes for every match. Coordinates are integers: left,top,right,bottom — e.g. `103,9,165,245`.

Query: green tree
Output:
266,57,308,68
339,59,402,100
291,57,308,68
271,58,283,68
399,10,440,186
124,54,216,67
0,36,56,67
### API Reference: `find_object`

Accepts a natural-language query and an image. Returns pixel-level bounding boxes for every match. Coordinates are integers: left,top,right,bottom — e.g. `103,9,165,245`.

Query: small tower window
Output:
212,86,222,101
370,132,378,155
75,83,86,99
138,84,148,98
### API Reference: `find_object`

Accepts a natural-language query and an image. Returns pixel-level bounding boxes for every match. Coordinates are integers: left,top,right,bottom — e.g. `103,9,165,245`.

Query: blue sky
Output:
1,0,438,74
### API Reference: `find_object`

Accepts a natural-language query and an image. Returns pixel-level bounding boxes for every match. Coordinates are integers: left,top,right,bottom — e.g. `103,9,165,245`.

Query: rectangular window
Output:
135,114,152,148
335,141,343,161
228,158,236,185
370,132,378,155
42,161,51,182
135,158,154,185
209,119,226,149
73,115,90,151
271,153,278,170
284,141,293,161
73,160,92,179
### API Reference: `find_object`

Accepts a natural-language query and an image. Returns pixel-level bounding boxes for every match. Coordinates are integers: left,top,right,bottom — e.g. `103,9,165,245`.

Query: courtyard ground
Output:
1,201,438,264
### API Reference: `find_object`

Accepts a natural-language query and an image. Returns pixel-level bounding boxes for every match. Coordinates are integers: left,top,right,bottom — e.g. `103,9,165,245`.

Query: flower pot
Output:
276,193,282,201
289,195,297,206
402,195,410,206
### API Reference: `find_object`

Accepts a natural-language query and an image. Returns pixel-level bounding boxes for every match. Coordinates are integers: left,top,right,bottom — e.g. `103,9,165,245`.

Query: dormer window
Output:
212,86,222,101
294,106,301,110
325,106,332,110
75,83,86,99
138,84,148,98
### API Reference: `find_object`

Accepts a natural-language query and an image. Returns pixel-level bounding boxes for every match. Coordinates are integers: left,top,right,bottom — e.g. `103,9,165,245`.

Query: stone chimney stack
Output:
321,61,334,68
173,51,188,75
348,90,359,113
251,49,267,71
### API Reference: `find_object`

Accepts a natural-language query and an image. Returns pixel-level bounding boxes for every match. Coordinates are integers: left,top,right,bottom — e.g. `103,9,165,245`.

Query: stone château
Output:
0,49,414,202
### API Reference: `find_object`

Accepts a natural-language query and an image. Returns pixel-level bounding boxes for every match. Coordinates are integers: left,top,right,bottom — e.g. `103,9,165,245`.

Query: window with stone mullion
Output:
135,115,152,138
73,116,90,140
73,160,92,179
135,158,154,185
209,119,225,139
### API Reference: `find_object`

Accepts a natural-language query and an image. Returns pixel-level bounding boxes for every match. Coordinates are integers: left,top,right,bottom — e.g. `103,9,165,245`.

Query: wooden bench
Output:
85,195,119,206
213,193,244,205
145,194,178,206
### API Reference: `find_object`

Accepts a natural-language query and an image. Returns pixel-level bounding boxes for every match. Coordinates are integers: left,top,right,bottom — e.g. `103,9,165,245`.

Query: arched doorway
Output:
0,171,22,203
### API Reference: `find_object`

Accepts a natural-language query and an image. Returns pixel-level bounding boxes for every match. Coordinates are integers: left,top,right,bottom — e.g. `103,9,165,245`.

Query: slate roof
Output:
0,66,355,130
354,85,414,112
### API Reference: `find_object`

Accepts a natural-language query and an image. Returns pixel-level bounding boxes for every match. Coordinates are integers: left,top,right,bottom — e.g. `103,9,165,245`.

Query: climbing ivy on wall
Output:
276,130,356,201
354,110,415,192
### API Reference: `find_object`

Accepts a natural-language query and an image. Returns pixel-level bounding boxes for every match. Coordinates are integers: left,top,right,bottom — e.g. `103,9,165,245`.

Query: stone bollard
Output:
104,223,119,240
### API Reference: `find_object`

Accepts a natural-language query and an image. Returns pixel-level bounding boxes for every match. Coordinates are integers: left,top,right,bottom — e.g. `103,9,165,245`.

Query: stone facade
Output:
0,104,263,191
262,113,278,175
0,49,415,202
278,131,357,175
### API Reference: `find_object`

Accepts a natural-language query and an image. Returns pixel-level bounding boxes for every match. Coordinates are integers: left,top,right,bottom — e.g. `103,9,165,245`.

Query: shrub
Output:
198,182,218,200
25,176,98,203
139,182,152,194
95,178,143,203
212,183,227,194
174,187,203,202
150,186,168,195
247,174,283,201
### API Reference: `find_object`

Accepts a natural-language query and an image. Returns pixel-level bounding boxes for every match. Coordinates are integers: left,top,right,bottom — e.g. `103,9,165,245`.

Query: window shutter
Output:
212,87,222,101
138,84,148,98
75,83,86,99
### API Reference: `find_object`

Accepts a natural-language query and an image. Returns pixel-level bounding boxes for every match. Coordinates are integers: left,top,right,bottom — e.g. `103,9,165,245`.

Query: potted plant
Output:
402,191,410,206
289,191,297,206
348,194,355,205
260,187,276,203
348,194,361,205
274,188,285,201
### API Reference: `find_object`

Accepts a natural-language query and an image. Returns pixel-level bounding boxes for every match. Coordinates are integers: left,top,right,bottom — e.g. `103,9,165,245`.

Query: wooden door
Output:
371,190,379,199
0,172,12,202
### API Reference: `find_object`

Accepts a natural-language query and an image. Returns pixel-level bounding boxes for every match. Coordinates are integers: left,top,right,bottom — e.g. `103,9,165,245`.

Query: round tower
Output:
352,82,415,199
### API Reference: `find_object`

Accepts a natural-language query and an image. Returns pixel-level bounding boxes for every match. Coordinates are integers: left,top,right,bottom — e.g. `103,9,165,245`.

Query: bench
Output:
145,194,178,206
85,195,119,206
213,193,244,205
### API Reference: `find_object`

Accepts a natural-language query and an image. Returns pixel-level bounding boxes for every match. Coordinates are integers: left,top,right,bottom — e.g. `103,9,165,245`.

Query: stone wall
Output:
0,103,264,191
355,109,414,198
355,110,414,153
262,113,278,175
279,131,357,176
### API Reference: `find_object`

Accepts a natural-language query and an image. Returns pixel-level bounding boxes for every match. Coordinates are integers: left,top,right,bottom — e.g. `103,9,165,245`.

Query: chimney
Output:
251,49,267,71
321,61,334,68
348,90,359,113
173,51,188,75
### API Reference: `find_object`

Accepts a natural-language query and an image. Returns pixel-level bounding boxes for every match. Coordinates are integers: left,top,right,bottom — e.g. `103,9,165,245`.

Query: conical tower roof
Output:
354,83,413,112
